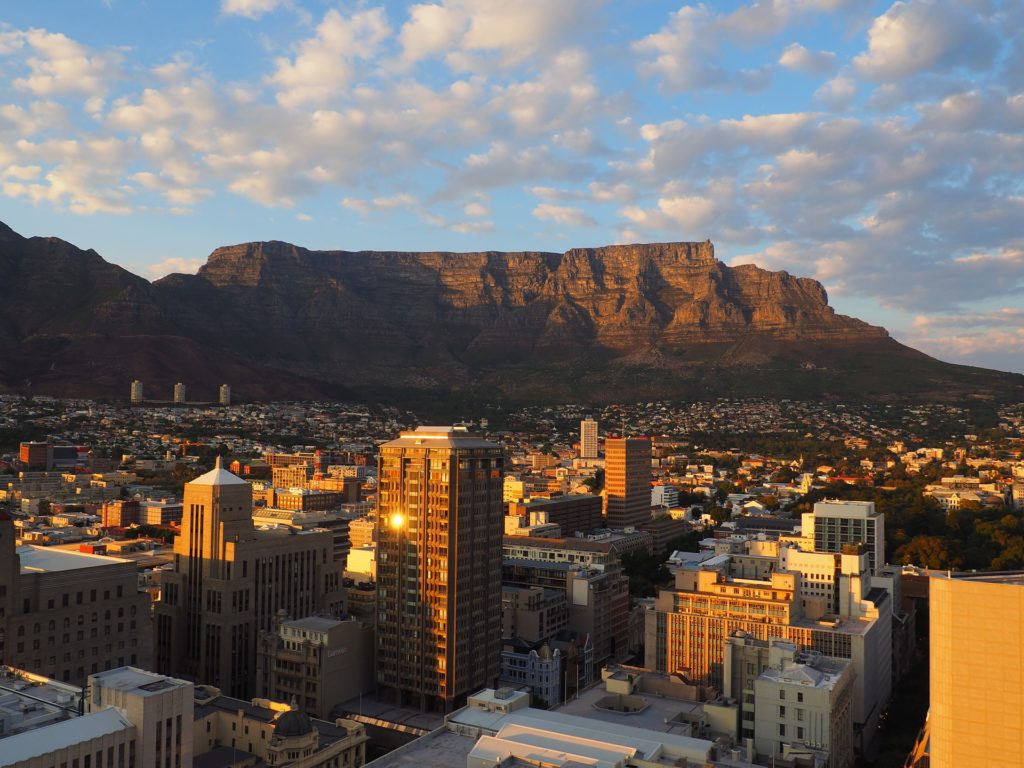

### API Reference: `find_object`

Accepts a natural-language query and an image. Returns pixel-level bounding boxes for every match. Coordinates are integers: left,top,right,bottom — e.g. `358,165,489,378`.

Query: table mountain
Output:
2,221,1021,406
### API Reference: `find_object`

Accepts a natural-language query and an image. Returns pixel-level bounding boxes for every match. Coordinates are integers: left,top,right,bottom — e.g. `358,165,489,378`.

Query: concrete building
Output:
130,380,143,404
751,642,854,768
792,501,885,575
604,437,652,528
256,614,374,720
507,494,603,536
172,383,186,404
0,512,152,685
928,572,1024,768
580,417,598,460
0,666,192,768
503,536,630,666
645,548,891,753
251,506,351,565
501,584,568,642
101,499,139,528
652,483,680,509
139,498,183,527
219,383,231,406
194,686,368,768
376,427,505,712
154,458,345,698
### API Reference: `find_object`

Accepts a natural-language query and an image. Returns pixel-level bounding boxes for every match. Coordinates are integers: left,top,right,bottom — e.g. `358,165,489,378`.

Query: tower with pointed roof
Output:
155,458,345,698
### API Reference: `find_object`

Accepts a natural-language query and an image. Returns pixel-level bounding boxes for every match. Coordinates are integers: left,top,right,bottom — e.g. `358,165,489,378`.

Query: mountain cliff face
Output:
2,221,1021,405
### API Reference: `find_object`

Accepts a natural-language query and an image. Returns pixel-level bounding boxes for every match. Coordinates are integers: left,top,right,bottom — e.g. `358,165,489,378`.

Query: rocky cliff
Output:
2,222,1021,406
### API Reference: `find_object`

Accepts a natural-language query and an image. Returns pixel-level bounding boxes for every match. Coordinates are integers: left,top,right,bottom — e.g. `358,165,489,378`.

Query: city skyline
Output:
0,1,1022,372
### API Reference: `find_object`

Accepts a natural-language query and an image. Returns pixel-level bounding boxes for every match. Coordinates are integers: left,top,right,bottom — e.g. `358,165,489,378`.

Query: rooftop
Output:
938,570,1024,585
283,615,345,633
0,708,131,766
189,456,249,487
90,667,191,697
382,426,498,450
17,545,130,573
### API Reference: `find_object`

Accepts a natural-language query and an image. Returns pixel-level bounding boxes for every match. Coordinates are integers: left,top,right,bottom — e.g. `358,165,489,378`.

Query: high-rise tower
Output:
219,383,231,406
604,437,651,528
130,379,144,404
173,382,186,404
376,426,504,712
580,417,598,459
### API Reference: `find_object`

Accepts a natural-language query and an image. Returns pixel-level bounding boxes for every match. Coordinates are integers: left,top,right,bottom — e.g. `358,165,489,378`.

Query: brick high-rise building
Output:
154,458,344,698
376,426,505,712
604,437,651,528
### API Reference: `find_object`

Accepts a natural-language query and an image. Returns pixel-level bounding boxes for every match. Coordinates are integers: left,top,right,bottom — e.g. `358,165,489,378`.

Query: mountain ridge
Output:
1,221,1021,407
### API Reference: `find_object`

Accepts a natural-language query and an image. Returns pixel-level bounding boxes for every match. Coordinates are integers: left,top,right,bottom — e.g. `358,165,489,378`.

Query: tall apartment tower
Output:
604,437,651,528
376,426,505,712
219,383,231,406
155,458,345,698
173,382,186,404
580,417,598,459
929,572,1024,768
130,379,144,404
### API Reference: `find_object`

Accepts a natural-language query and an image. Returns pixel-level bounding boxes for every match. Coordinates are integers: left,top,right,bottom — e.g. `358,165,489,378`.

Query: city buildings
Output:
130,380,143,404
219,384,231,406
580,416,598,459
173,383,186,404
788,500,885,575
604,437,651,528
375,426,504,712
256,614,374,719
154,458,345,698
928,571,1024,768
0,511,152,684
506,494,603,537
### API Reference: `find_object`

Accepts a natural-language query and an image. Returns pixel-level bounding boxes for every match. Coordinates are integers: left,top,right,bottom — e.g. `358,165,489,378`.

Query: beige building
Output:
580,417,598,459
0,512,152,685
130,379,144,404
501,585,568,643
0,665,192,768
929,572,1024,768
173,382,186,404
256,614,374,719
154,458,345,698
604,437,651,528
376,426,505,712
751,642,854,768
646,549,891,753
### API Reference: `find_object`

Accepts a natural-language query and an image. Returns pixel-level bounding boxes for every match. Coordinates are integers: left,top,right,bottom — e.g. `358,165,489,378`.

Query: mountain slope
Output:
2,221,1021,405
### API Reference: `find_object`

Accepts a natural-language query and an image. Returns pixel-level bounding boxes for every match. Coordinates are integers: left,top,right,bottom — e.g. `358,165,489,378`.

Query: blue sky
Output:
1,0,1022,372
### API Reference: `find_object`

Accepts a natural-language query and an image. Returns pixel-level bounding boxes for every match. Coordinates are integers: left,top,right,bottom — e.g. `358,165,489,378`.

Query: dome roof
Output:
274,709,314,738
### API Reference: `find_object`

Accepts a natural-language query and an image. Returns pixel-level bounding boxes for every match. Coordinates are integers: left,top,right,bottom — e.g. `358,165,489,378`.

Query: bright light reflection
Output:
390,513,405,529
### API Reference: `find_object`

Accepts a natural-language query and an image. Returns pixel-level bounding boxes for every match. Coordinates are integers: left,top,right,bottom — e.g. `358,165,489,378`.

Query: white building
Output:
172,382,186,404
129,380,143,404
651,484,679,508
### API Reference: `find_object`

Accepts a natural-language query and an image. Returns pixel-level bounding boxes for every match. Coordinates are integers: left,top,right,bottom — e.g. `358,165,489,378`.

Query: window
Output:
797,726,804,739
779,724,786,736
797,692,804,702
779,690,785,700
778,705,785,717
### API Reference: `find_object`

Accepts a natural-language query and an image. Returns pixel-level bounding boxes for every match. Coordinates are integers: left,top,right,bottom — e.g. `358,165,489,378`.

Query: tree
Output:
894,536,962,570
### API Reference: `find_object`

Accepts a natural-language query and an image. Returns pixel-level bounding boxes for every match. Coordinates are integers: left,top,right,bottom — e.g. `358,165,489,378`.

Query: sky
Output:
0,0,1022,373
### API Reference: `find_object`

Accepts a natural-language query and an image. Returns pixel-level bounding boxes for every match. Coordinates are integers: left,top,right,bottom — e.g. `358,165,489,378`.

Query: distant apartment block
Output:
129,379,143,404
172,382,186,404
604,437,652,528
580,417,598,459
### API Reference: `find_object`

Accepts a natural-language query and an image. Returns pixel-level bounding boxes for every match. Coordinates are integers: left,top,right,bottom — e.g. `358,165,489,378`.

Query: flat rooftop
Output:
938,570,1024,585
284,615,345,632
556,681,704,737
17,545,131,573
0,708,131,766
91,667,191,697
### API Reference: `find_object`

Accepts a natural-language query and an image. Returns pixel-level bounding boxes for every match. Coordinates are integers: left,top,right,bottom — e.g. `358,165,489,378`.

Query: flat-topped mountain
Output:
1,222,1021,406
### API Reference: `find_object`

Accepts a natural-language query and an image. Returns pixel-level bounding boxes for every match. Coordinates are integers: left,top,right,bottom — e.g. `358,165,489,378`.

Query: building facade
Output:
130,380,143,404
154,458,345,698
375,426,505,712
580,417,598,460
604,437,651,528
172,383,186,404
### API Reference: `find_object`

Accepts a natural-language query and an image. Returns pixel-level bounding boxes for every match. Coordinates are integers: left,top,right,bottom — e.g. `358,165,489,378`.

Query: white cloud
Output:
268,8,391,108
532,203,596,228
854,0,998,81
145,256,204,278
814,73,857,110
221,0,283,20
778,43,837,75
464,201,489,217
14,29,121,97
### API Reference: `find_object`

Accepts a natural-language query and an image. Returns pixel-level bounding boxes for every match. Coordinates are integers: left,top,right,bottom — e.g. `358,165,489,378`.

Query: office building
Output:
501,585,568,643
154,458,345,698
750,641,854,768
0,665,192,768
0,512,152,684
130,379,143,404
172,382,186,404
604,437,651,528
18,443,84,472
580,417,598,459
789,500,885,575
928,572,1024,768
256,615,374,720
219,383,231,406
376,426,505,712
645,547,891,753
507,494,603,537
503,536,630,665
